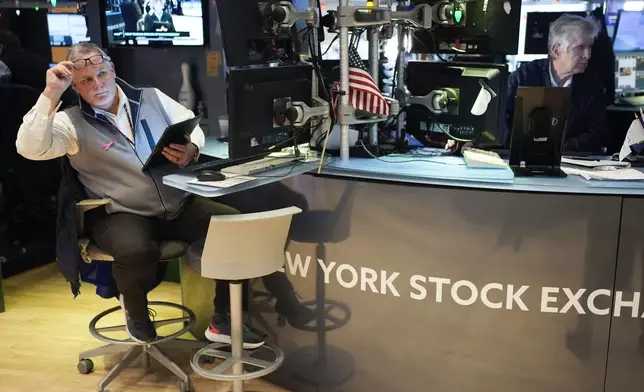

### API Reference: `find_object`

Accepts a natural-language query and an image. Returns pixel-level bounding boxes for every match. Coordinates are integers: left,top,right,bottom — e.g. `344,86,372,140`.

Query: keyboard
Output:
462,147,508,169
221,156,303,176
186,158,231,172
184,153,271,173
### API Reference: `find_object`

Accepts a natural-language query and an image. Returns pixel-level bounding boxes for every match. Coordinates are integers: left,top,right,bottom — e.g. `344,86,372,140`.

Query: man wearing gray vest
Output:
15,42,265,348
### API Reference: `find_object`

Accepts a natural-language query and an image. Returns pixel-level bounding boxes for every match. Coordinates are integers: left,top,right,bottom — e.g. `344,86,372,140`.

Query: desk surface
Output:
195,137,644,196
201,137,229,159
607,104,644,112
322,156,644,196
163,160,321,198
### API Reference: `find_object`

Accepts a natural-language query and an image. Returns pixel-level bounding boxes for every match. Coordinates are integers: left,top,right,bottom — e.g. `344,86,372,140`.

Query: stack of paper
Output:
561,157,631,169
562,166,644,181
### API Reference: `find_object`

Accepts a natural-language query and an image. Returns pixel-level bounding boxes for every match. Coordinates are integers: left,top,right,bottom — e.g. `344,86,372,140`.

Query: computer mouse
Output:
197,170,226,182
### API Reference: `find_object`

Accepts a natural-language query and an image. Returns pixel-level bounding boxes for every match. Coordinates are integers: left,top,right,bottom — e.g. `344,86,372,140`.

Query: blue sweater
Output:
505,59,610,153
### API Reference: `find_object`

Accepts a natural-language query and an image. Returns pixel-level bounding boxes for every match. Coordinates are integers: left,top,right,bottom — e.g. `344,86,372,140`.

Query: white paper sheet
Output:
187,173,256,188
561,157,630,169
618,119,644,161
562,166,644,181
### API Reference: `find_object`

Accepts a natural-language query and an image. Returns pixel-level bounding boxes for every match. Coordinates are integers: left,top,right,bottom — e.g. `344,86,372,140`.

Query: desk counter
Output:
239,157,644,392
171,144,644,392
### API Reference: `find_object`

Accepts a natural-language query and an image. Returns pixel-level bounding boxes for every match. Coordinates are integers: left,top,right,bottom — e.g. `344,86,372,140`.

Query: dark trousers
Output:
86,196,239,320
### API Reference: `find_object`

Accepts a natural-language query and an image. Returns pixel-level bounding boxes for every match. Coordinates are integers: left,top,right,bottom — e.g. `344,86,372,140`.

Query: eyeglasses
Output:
72,54,111,70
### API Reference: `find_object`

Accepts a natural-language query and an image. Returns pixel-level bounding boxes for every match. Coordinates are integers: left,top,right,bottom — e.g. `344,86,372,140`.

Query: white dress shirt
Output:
549,62,572,88
93,86,136,144
16,86,205,161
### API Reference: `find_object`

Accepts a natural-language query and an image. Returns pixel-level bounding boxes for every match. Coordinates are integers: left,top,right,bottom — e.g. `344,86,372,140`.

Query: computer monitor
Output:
103,0,206,47
227,64,313,159
612,10,644,53
216,0,299,67
523,11,587,55
614,54,644,105
508,87,571,177
410,0,522,55
47,13,90,47
405,61,508,148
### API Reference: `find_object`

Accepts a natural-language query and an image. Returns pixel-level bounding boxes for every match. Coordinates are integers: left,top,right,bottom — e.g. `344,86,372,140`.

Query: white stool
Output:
188,206,302,391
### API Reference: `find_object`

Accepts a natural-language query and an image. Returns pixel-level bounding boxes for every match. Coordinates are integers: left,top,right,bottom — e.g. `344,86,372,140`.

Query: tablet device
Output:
142,115,202,172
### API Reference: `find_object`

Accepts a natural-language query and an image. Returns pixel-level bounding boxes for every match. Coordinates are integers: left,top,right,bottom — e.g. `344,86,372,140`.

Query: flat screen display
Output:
103,0,205,47
47,13,90,46
613,11,644,53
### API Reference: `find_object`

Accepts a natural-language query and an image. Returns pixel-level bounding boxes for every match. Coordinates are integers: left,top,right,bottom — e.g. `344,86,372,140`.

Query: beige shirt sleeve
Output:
153,88,206,150
15,94,80,160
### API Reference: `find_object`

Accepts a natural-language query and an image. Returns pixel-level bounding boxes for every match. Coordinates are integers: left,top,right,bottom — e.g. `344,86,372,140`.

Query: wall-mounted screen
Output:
103,0,205,47
613,10,644,53
47,13,90,46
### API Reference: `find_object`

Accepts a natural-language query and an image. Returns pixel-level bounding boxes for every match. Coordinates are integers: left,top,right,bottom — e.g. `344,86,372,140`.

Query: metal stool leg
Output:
141,351,150,369
146,345,190,384
98,345,142,392
230,281,244,392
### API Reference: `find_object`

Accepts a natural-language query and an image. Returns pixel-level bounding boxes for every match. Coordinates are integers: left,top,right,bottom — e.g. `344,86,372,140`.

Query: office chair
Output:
74,198,205,392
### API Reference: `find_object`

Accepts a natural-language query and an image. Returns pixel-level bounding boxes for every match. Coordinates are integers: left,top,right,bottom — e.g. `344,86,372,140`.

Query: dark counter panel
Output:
256,175,621,392
605,197,644,392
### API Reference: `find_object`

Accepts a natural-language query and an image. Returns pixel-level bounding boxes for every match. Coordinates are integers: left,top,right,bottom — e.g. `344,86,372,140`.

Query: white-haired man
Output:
15,42,266,348
505,14,609,152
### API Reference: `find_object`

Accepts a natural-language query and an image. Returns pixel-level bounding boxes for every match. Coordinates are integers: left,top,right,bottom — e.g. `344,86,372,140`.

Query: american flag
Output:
346,44,390,117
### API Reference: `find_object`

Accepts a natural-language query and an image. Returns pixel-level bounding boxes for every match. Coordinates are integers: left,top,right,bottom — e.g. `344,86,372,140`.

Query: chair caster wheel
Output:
178,380,192,392
77,358,94,375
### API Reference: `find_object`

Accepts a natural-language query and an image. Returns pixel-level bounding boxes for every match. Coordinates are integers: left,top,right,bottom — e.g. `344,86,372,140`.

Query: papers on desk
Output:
561,157,644,181
187,173,256,188
619,119,644,161
561,157,631,169
562,166,644,181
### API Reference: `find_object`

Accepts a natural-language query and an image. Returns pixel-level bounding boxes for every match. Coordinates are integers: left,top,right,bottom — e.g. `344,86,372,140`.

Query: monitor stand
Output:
511,166,567,177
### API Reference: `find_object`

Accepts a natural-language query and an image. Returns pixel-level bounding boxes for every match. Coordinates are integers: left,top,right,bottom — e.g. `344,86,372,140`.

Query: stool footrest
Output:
89,301,196,346
190,342,284,381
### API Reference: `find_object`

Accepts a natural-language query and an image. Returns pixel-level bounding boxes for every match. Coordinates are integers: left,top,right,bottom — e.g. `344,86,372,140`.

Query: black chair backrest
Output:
0,84,42,149
0,84,61,212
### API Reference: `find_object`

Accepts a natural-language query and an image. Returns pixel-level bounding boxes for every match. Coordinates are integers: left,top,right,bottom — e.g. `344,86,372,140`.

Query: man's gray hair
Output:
548,14,600,56
66,42,109,62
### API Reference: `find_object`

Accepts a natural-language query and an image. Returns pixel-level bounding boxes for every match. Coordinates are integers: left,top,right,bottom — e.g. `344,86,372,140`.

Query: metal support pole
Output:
309,0,319,100
395,8,407,142
339,0,350,162
368,0,380,146
308,1,321,149
230,282,244,392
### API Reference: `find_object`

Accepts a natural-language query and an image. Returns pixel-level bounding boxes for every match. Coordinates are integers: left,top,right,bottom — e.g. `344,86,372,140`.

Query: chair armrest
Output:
75,199,111,237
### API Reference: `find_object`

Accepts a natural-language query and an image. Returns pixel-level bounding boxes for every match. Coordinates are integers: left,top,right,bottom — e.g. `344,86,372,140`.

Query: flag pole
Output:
368,0,380,147
339,0,350,162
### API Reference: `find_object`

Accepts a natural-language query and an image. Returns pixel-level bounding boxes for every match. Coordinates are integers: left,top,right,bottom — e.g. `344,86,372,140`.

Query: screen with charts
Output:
47,13,90,47
613,11,644,53
615,55,644,93
104,0,205,46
